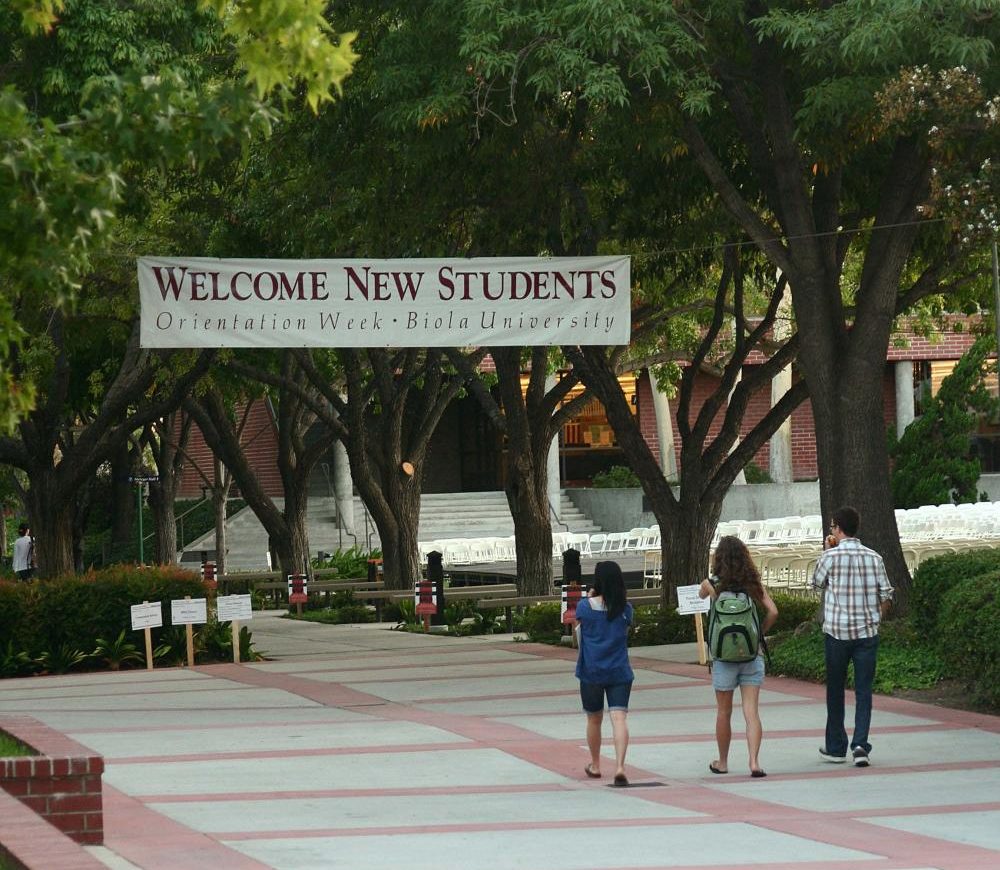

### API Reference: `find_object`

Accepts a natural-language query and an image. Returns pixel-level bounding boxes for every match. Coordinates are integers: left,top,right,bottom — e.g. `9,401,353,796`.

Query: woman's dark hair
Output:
593,560,627,620
17,523,28,535
711,536,764,603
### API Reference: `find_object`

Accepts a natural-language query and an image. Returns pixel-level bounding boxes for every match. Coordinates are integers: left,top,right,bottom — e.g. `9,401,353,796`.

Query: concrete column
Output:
332,438,355,535
546,374,562,521
769,279,794,483
649,375,678,481
895,360,916,435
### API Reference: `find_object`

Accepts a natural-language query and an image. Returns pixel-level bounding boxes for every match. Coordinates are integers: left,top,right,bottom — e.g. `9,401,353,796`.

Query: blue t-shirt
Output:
575,597,634,685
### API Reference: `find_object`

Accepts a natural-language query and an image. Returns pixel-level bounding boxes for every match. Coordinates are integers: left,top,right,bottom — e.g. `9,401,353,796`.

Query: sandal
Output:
584,764,601,779
612,773,629,787
751,769,767,778
709,762,728,775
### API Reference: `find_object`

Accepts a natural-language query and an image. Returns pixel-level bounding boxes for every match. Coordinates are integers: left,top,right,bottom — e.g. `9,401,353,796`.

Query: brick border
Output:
0,715,105,846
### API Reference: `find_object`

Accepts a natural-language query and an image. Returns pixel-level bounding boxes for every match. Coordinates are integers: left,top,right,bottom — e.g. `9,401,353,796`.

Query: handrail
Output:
549,498,569,533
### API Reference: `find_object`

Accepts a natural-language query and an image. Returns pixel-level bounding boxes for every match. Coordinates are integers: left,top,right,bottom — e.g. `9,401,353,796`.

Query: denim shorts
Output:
579,680,632,713
711,655,765,692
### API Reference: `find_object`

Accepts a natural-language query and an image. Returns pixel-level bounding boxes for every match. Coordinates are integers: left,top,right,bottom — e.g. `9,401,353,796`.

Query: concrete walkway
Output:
2,612,1000,869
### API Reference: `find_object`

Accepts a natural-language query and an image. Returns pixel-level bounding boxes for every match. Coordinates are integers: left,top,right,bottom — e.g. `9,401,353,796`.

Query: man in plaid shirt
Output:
811,506,894,767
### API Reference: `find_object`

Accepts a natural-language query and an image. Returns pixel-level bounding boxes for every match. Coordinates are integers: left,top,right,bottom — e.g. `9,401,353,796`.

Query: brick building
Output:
176,319,993,498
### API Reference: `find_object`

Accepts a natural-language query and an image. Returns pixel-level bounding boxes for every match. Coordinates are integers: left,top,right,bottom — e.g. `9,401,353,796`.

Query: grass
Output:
0,731,34,757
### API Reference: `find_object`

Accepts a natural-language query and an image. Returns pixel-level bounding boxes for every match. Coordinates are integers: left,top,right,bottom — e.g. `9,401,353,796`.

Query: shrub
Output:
0,565,261,676
769,619,948,693
592,466,640,488
743,462,773,484
936,572,1000,706
770,592,821,634
631,605,697,646
522,602,563,643
910,548,1000,637
312,547,382,578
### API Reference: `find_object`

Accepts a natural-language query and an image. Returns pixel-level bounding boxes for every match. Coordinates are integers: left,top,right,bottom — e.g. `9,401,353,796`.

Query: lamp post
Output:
993,236,1000,366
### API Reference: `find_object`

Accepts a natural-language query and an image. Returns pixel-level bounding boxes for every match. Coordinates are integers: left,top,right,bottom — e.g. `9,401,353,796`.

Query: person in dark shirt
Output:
575,560,634,786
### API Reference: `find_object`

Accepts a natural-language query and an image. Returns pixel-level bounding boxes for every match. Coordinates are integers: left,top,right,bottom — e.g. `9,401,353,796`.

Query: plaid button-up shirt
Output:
811,538,894,640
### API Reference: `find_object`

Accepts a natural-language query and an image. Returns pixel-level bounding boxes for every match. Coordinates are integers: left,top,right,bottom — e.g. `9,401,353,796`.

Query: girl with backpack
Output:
575,560,634,787
699,535,778,778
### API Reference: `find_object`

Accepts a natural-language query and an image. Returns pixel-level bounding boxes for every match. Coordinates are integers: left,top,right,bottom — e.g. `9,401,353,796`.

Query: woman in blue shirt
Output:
575,560,634,786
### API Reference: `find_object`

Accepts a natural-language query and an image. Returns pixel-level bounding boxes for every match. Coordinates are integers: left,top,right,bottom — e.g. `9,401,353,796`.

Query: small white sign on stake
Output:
217,594,253,622
171,598,208,626
675,584,711,667
130,601,163,630
675,585,712,616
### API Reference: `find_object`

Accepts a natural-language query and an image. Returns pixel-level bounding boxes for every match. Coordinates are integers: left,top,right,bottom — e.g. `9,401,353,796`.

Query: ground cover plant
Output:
0,731,33,757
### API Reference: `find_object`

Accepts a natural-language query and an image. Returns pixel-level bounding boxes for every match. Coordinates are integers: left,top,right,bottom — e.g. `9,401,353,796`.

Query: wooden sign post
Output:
218,594,253,663
171,596,208,667
675,585,712,666
130,600,163,670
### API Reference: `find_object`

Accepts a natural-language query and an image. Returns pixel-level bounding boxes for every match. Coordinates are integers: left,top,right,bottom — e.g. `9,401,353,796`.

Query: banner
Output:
138,256,630,348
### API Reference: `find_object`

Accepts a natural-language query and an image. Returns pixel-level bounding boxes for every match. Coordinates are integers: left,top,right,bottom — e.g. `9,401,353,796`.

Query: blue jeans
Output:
824,633,879,755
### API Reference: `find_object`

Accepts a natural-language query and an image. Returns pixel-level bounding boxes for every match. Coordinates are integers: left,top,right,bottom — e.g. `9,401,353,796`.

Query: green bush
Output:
936,572,1000,706
910,548,1000,637
592,466,640,488
0,565,262,676
313,547,382,578
770,592,821,634
522,602,563,643
743,462,773,484
630,605,697,646
769,619,948,693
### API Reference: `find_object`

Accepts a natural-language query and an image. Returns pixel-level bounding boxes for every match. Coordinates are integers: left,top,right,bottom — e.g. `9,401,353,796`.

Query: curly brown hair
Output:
711,535,765,603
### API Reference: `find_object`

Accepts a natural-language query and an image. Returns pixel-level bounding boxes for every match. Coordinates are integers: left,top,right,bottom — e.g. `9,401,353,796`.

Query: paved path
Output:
2,612,999,869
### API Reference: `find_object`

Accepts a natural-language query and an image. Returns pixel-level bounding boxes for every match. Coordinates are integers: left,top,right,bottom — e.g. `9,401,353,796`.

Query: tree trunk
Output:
109,442,136,556
150,489,177,565
660,493,724,602
213,459,232,578
505,456,554,596
361,471,421,590
810,378,910,610
24,470,74,577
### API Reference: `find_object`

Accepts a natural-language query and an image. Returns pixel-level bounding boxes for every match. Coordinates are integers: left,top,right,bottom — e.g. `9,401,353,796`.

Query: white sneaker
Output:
852,747,870,767
818,747,847,763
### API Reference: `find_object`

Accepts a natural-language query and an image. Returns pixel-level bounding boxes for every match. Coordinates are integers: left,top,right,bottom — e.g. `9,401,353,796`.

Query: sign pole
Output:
184,595,194,667
142,600,153,670
232,620,241,663
137,482,144,565
694,612,707,666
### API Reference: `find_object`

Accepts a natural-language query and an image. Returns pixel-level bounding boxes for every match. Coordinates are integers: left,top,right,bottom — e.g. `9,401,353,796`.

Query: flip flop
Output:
709,762,728,774
751,769,767,778
612,773,629,787
584,764,601,779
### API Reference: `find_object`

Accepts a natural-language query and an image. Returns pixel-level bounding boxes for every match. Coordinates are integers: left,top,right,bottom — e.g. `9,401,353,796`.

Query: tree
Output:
453,0,1000,609
0,0,358,430
291,348,484,590
186,354,335,582
891,335,998,508
450,348,593,595
568,251,807,599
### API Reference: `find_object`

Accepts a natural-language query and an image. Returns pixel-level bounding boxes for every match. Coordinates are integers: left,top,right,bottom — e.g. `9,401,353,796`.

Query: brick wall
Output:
0,716,104,846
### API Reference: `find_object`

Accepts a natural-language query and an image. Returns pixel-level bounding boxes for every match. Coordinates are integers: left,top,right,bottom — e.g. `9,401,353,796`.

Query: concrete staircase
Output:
183,490,600,571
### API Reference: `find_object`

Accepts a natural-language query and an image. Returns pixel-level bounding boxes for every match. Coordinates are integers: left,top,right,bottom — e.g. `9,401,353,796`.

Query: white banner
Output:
138,256,630,348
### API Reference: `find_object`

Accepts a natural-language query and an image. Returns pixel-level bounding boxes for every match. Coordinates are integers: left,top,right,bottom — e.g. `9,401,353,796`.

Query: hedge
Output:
936,570,1000,706
910,548,1000,636
0,565,213,668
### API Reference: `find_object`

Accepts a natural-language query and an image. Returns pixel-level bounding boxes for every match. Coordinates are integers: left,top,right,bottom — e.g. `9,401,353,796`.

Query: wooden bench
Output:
478,589,666,631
